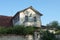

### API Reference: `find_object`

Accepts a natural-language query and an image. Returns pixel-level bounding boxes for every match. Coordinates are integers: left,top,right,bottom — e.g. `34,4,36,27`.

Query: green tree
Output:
42,30,57,40
46,21,59,29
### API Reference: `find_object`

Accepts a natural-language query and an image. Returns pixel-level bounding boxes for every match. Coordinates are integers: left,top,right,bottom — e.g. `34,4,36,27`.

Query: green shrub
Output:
0,25,36,35
55,30,60,35
42,30,57,40
0,27,7,34
23,26,35,35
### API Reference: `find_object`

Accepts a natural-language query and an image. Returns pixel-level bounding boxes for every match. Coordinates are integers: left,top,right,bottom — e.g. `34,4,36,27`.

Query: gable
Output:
23,6,43,16
15,6,42,16
23,9,35,17
12,6,43,20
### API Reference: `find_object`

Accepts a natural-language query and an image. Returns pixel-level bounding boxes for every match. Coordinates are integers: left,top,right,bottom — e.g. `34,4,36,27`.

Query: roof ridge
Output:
0,15,12,17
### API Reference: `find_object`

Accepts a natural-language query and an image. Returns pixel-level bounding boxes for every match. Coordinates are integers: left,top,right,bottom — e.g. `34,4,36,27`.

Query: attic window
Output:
25,11,29,15
29,14,32,17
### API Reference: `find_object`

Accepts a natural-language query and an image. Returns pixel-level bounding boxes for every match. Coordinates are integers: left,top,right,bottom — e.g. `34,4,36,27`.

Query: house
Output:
0,6,43,40
12,6,42,27
0,6,42,27
11,6,43,40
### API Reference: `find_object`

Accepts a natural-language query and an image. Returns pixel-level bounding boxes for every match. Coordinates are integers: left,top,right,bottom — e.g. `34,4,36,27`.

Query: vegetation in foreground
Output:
0,25,36,35
41,30,57,40
46,21,60,34
41,21,60,40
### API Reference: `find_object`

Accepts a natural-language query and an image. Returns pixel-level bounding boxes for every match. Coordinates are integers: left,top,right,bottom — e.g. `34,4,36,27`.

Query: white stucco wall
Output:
34,32,40,40
23,8,41,27
0,35,34,40
13,21,20,26
12,15,21,26
26,35,33,40
0,35,27,40
13,8,42,27
19,12,25,25
36,14,41,27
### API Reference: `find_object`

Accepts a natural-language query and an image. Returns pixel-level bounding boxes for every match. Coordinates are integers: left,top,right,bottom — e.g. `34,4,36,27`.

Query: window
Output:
29,17,33,22
25,16,28,22
25,11,29,15
17,16,19,21
29,14,32,17
34,17,36,22
14,16,19,23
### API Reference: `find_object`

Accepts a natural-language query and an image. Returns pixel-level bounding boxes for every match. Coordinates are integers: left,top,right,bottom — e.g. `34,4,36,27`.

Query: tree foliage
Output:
46,21,60,29
42,30,57,40
0,25,36,35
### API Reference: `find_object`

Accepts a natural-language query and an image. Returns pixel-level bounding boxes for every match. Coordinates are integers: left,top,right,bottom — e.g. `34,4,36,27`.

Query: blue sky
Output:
0,0,60,25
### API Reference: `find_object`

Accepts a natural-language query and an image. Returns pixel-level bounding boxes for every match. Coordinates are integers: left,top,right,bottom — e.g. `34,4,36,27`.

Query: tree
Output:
42,30,57,40
46,21,59,29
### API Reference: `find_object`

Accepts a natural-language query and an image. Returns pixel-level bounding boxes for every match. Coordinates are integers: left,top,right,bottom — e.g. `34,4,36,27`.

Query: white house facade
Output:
0,6,43,40
12,6,42,27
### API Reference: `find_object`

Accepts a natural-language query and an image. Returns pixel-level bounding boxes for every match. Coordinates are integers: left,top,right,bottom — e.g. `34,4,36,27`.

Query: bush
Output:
23,26,35,35
0,25,36,35
42,30,57,40
55,30,60,35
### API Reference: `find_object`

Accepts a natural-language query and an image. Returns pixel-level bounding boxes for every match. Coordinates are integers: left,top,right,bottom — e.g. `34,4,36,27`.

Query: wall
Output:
12,14,21,26
21,8,41,27
1,34,60,40
34,31,40,40
20,12,25,25
0,35,33,40
0,35,26,40
26,8,41,27
55,35,60,40
13,8,41,27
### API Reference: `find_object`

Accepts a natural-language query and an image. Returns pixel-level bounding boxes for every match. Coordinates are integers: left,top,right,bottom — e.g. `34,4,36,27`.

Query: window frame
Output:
34,16,37,22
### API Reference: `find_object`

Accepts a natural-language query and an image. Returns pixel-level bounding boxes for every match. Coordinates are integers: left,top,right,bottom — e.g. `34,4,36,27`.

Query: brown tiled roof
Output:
0,15,12,27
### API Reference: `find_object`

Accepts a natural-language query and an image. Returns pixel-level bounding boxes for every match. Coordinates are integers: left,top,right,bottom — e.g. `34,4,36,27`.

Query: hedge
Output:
0,25,36,35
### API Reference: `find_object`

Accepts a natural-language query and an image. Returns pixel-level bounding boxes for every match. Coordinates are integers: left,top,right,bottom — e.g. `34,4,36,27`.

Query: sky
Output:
0,0,60,25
